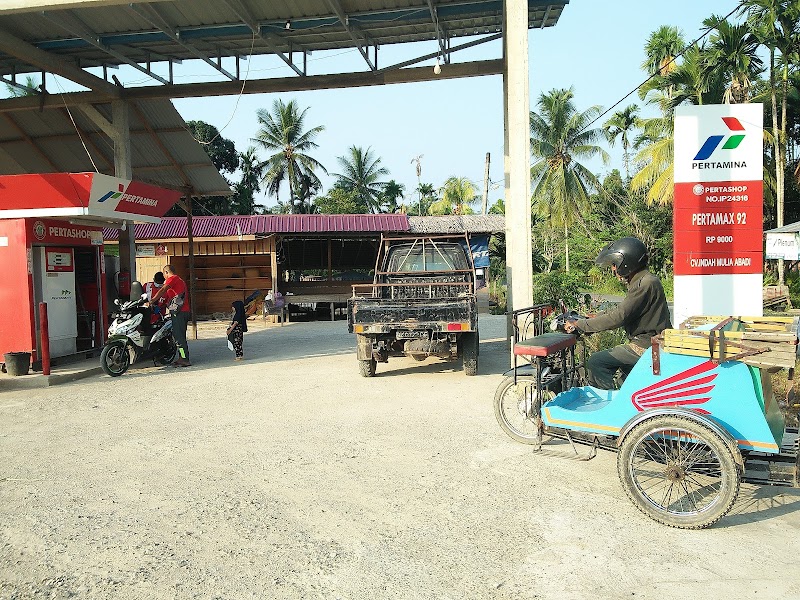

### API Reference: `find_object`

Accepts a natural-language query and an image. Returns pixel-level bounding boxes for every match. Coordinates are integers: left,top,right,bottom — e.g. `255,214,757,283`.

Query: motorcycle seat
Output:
514,332,575,357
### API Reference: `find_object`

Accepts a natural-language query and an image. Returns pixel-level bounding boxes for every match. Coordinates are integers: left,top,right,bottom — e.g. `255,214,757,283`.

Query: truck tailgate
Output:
348,296,476,332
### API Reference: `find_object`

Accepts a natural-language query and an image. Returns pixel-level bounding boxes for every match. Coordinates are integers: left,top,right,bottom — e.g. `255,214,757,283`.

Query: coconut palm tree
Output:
530,87,609,272
252,99,326,213
430,176,477,215
332,146,389,213
603,105,640,180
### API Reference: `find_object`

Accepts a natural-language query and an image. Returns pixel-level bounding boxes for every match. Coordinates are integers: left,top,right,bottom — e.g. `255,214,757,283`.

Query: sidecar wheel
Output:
494,376,554,444
101,341,130,377
617,415,740,529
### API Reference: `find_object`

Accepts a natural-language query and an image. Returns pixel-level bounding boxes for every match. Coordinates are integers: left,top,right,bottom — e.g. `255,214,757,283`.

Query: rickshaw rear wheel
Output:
494,376,555,444
617,415,740,529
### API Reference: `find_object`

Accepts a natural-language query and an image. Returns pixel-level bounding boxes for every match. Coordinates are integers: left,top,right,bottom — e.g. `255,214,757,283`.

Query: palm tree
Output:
232,147,264,214
332,146,389,213
252,99,326,213
602,105,640,180
642,25,685,77
430,176,477,215
380,180,405,213
630,114,675,207
702,16,764,104
530,88,609,272
5,75,39,97
739,0,800,283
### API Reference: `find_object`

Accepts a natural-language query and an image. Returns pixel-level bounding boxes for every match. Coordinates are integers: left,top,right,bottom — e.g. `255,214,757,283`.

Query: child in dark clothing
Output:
227,300,248,360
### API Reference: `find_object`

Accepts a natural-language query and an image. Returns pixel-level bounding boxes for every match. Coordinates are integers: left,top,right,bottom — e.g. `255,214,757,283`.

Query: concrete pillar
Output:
503,0,533,318
112,100,136,283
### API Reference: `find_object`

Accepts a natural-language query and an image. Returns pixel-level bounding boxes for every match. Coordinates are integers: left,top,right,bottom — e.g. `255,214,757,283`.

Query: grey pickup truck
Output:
347,234,479,377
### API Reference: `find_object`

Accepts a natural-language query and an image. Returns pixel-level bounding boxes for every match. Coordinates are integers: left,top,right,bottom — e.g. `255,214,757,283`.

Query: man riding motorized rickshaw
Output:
564,237,672,389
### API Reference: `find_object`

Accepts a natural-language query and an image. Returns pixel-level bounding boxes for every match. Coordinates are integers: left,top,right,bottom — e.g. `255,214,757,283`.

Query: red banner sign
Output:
673,179,763,276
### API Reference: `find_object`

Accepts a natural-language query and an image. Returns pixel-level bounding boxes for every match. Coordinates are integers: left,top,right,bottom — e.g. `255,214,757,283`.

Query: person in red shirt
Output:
144,272,173,326
150,264,192,367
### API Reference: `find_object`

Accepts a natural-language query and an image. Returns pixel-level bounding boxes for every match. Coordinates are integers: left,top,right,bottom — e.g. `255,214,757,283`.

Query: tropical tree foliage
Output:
252,99,326,213
529,87,609,271
332,146,389,214
430,176,477,215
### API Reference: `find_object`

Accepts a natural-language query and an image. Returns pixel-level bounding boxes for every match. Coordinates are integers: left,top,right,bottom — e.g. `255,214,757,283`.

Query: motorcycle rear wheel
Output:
154,338,178,366
101,341,130,377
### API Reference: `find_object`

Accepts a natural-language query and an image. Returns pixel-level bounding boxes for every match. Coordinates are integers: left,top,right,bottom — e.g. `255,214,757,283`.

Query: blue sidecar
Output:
494,306,799,529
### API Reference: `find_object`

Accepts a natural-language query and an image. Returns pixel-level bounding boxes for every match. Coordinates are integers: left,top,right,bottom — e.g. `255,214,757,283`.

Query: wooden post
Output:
186,196,197,340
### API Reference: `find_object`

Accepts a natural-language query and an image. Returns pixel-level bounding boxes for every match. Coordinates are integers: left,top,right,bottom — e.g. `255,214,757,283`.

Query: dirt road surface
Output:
1,315,799,599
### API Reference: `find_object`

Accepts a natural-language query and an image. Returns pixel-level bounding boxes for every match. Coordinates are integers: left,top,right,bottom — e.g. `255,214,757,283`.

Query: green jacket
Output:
575,269,672,349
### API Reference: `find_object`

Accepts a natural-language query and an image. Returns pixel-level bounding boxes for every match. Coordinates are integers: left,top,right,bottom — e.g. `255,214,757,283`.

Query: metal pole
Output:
38,302,50,376
482,152,490,215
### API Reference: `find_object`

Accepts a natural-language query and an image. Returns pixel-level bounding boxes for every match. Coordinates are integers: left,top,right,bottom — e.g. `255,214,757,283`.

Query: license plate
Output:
396,330,429,339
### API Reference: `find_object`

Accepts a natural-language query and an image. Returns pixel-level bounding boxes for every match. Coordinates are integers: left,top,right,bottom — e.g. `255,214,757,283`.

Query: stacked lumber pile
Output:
657,316,799,370
763,285,791,309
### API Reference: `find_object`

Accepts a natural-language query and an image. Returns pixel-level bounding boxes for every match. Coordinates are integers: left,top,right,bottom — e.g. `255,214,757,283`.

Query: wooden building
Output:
104,213,505,318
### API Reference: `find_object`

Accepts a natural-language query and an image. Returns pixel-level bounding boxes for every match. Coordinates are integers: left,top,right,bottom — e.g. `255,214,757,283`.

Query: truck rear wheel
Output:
461,331,478,376
358,358,377,377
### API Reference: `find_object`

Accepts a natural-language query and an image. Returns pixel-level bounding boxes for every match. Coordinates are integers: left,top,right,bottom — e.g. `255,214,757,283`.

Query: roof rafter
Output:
60,106,113,171
220,0,305,77
40,10,171,85
130,101,193,189
2,113,59,170
325,0,376,71
127,2,237,81
0,28,120,96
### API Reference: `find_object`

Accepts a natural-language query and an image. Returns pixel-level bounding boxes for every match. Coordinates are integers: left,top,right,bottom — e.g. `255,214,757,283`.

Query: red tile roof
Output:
104,214,409,240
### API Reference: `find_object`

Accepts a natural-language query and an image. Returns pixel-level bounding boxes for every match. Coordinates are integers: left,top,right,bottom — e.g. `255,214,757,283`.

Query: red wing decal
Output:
631,361,718,411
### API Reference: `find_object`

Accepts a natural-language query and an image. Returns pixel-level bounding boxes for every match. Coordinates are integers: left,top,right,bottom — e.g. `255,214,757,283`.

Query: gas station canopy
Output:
0,172,182,224
0,1,568,98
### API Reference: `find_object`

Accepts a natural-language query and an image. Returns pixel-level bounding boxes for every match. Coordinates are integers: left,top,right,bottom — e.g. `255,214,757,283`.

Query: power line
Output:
576,4,740,135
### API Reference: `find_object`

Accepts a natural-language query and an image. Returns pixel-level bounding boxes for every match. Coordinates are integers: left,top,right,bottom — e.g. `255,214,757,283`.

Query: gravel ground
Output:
1,314,799,599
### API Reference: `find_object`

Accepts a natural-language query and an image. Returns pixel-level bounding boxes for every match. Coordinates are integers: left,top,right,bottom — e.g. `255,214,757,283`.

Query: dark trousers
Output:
586,343,643,390
172,311,190,361
230,326,244,358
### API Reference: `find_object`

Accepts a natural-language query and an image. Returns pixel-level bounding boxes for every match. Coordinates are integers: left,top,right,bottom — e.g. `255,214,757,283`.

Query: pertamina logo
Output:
97,183,158,208
692,117,747,169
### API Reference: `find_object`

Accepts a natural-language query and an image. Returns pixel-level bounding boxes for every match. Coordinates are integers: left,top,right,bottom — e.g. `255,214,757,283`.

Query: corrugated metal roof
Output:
0,99,230,197
0,1,568,77
765,222,800,234
408,214,505,233
103,213,410,240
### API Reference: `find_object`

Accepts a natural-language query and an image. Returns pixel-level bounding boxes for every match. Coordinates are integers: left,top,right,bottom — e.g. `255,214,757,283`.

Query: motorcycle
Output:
100,294,177,376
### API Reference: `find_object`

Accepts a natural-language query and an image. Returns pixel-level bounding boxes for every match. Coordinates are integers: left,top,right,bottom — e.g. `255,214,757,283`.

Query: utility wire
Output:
576,4,740,136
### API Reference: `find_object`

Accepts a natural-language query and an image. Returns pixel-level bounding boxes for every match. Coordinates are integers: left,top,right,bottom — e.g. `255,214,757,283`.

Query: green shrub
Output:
532,271,590,309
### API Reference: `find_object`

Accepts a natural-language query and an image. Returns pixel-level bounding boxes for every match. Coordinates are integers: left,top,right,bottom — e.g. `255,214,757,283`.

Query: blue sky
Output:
160,0,739,210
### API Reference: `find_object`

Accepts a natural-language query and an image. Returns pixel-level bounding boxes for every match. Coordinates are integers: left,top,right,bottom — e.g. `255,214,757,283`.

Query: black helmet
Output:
595,237,648,278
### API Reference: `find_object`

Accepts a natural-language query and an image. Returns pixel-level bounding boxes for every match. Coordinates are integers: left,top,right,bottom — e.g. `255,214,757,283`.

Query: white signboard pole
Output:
673,104,764,325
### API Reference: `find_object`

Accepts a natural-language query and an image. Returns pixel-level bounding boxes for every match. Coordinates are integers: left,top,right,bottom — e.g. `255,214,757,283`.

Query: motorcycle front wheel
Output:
101,341,131,376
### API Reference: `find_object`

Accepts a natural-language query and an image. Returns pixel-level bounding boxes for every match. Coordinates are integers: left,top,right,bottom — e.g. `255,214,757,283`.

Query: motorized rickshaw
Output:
494,304,800,529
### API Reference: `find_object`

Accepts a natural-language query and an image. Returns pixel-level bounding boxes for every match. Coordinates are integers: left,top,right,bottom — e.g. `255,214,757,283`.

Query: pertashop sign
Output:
673,104,764,323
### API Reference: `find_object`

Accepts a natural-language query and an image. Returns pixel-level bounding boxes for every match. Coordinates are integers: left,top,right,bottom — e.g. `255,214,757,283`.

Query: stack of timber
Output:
658,316,799,370
763,285,791,309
